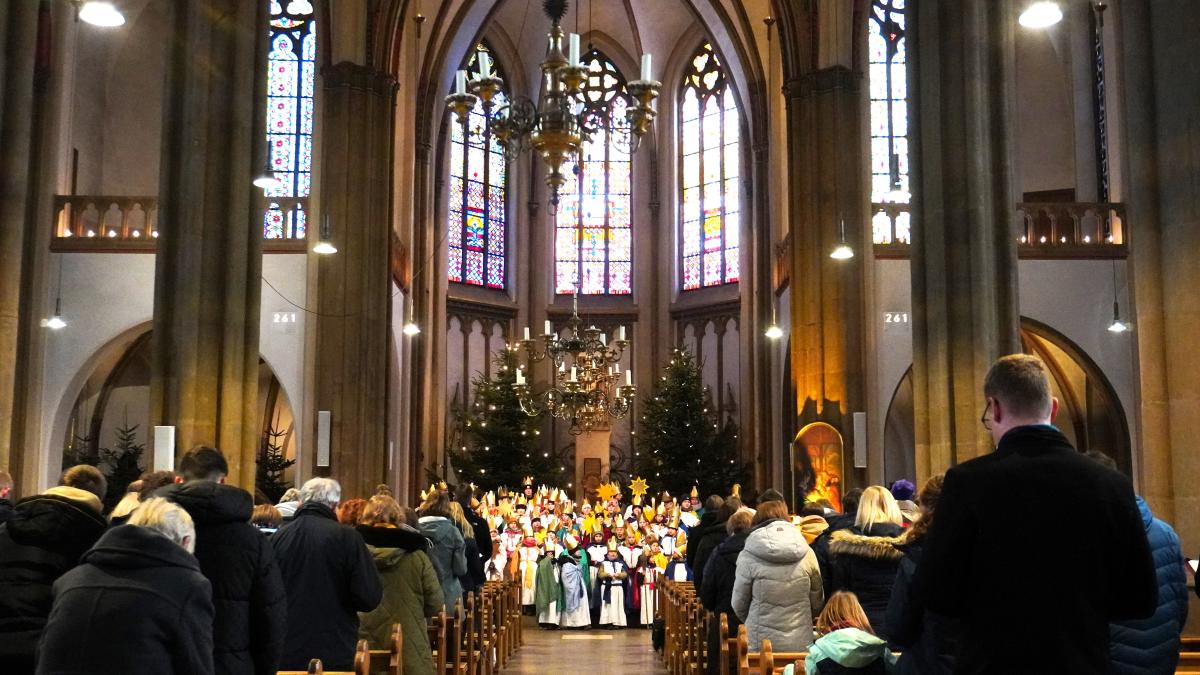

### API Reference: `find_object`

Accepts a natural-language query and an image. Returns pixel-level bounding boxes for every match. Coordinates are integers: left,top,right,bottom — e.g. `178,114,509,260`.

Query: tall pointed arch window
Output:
448,43,508,289
869,0,910,245
263,0,316,240
680,43,740,290
555,50,633,295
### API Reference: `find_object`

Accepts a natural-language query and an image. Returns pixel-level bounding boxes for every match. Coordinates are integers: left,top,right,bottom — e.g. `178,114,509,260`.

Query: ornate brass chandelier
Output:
511,292,637,435
444,0,660,206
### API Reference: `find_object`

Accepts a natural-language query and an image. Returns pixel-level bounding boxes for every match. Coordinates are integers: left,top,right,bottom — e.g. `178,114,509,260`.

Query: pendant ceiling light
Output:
78,1,126,27
1019,2,1063,28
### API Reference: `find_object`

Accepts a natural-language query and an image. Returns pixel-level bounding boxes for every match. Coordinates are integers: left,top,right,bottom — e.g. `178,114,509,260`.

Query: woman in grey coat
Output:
417,492,467,613
731,500,824,652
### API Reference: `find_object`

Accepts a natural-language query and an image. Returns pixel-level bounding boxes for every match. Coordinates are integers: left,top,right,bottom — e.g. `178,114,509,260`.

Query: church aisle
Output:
502,617,666,674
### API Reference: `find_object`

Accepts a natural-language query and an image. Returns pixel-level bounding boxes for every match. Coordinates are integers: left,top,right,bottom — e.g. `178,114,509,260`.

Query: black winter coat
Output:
158,481,288,675
700,531,747,675
687,512,726,593
828,523,904,640
460,501,494,562
914,425,1157,674
0,494,107,674
272,502,383,670
36,524,215,675
0,498,13,526
885,540,960,675
812,510,856,599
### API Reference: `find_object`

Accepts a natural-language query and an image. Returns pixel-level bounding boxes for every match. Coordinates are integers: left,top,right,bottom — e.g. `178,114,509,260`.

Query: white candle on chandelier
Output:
569,367,578,382
626,370,633,386
618,325,626,341
600,333,607,346
568,33,581,67
523,326,530,341
544,320,553,336
640,53,652,81
455,70,467,94
478,51,492,78
515,369,525,385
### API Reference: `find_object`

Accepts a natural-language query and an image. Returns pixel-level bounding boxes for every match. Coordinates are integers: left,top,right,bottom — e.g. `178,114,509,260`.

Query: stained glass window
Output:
680,43,740,290
555,50,633,295
263,1,316,239
447,43,508,289
869,0,910,244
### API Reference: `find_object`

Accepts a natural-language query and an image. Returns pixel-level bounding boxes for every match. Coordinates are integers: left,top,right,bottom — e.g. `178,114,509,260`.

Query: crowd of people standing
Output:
0,353,1193,674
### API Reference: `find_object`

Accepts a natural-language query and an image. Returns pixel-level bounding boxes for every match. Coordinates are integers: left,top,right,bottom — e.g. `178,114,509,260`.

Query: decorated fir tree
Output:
256,425,296,503
449,348,560,491
100,422,145,513
635,348,747,498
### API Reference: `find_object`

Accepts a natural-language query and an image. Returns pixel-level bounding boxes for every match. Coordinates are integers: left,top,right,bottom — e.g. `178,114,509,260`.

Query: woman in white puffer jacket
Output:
731,500,825,652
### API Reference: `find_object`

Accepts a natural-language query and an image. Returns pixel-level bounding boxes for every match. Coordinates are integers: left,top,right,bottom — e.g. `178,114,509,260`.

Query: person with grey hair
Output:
272,477,382,670
36,498,215,674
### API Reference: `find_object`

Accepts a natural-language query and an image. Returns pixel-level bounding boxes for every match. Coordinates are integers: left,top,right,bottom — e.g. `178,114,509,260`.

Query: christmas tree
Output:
256,424,296,503
448,347,560,491
635,348,747,498
100,422,145,513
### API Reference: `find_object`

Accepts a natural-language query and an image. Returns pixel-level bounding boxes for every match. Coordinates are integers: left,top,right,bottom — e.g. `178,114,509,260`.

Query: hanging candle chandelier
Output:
445,0,660,206
511,291,637,435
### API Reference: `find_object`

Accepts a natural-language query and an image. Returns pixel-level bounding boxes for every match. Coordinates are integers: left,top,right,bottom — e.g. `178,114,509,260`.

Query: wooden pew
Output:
362,625,403,675
1179,651,1200,674
277,641,371,674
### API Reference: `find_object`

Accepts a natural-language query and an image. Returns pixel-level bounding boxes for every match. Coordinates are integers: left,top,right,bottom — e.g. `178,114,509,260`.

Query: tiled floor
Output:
501,617,667,674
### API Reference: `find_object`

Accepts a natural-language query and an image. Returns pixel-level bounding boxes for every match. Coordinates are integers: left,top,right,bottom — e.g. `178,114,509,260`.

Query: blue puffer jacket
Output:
1109,497,1187,675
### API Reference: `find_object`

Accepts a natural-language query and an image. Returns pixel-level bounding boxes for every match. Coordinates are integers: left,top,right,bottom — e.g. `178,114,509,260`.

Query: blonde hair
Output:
129,497,196,553
109,492,141,521
360,495,403,528
251,504,282,529
448,501,474,534
816,591,873,635
854,485,903,532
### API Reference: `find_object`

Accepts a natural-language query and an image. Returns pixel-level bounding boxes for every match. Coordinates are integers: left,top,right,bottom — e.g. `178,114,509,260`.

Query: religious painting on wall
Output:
794,422,844,512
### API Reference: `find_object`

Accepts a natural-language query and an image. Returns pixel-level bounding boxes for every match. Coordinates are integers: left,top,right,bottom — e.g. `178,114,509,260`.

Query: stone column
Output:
1120,0,1200,548
312,62,396,499
0,2,42,487
149,0,266,488
908,0,1021,479
783,67,867,458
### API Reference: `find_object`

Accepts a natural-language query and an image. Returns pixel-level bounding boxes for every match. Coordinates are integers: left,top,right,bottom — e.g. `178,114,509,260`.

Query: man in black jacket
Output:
914,354,1157,674
0,470,13,526
810,486,862,599
455,482,492,588
158,446,287,675
273,477,382,670
37,498,214,675
0,465,108,674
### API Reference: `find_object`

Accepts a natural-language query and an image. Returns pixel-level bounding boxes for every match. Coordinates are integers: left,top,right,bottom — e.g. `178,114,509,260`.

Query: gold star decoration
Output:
596,481,620,502
629,476,649,498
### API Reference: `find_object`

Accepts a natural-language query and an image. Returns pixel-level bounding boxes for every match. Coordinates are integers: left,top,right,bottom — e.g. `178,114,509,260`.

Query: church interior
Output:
1,0,1199,643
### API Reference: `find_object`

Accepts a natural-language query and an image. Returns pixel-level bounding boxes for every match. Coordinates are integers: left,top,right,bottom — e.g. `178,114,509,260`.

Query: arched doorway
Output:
59,329,299,508
881,320,1132,480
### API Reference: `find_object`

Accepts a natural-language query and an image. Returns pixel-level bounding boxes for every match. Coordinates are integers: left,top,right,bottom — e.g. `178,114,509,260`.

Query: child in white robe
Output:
596,543,630,627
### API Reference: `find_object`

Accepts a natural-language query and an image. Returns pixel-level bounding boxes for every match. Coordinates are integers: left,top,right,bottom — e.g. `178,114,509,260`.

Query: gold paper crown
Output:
522,476,535,486
608,538,618,552
690,485,699,499
731,483,741,497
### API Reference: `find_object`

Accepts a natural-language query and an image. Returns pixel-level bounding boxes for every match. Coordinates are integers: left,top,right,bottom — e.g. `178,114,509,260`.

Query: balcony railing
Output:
51,195,159,251
51,195,309,252
869,201,1128,259
1015,202,1126,258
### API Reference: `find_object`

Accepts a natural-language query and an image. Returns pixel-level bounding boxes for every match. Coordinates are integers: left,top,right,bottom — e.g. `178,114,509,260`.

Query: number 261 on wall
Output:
883,312,909,324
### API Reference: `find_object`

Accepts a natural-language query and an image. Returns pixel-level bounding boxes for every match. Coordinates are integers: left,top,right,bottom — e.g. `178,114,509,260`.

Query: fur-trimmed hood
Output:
828,527,906,562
